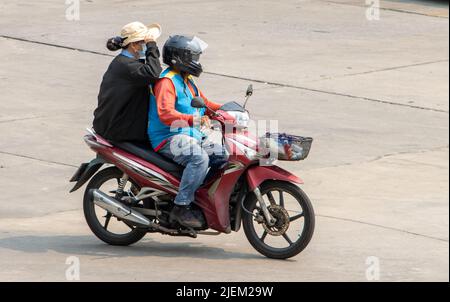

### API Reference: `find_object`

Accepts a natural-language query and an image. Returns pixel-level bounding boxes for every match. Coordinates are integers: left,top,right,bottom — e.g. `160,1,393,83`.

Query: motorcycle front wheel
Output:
242,181,315,259
83,167,147,246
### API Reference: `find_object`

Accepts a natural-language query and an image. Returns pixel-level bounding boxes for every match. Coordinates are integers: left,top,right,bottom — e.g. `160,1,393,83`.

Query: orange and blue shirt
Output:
147,68,221,150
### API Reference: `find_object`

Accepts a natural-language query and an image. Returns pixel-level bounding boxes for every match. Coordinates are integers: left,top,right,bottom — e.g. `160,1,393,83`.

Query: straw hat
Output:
120,21,161,46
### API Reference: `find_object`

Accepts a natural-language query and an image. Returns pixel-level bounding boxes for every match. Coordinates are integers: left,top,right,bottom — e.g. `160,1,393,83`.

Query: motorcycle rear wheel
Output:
242,181,315,259
83,167,147,246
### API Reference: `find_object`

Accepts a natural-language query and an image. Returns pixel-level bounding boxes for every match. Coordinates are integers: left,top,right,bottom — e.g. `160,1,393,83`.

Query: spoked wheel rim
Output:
247,185,311,253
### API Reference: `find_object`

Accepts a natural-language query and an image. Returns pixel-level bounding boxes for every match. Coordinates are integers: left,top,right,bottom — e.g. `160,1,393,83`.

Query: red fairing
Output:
195,165,246,232
85,134,181,193
246,165,303,191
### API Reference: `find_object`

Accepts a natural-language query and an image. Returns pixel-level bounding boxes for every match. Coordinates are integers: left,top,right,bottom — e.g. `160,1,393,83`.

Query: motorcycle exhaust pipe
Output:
89,189,151,226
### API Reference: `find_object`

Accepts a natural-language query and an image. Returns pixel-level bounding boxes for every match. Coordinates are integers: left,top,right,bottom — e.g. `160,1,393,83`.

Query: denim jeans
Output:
158,134,228,205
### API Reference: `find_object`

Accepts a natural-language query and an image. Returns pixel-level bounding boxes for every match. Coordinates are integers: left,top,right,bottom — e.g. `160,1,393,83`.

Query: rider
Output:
148,35,228,228
93,21,162,143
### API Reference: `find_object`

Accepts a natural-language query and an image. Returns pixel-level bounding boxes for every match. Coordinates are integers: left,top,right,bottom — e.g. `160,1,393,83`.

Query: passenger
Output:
93,21,162,143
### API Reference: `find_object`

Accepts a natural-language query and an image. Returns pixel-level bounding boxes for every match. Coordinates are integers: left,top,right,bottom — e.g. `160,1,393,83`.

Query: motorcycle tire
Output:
83,167,147,246
242,180,315,259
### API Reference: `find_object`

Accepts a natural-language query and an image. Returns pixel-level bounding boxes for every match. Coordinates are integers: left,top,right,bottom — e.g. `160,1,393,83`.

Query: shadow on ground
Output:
0,235,267,260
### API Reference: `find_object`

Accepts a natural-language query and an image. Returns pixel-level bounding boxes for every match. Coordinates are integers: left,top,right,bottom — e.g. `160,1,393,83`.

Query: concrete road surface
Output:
0,0,448,281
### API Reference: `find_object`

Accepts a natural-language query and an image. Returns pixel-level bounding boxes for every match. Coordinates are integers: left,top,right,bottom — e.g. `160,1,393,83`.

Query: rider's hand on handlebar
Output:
201,116,211,128
217,111,236,124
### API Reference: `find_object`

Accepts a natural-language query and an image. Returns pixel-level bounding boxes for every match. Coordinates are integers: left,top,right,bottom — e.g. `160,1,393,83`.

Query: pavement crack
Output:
0,116,48,124
317,214,449,243
366,145,449,164
0,109,90,124
0,35,113,57
307,59,449,82
303,145,449,171
202,71,449,113
1,35,448,114
0,151,78,168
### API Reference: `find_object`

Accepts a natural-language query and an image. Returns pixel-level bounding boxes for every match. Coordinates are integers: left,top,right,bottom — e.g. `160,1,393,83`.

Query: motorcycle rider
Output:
148,35,228,228
93,21,162,143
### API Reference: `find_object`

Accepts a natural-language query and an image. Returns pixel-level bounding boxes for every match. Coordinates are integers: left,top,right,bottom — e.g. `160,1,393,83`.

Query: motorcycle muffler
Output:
90,189,151,226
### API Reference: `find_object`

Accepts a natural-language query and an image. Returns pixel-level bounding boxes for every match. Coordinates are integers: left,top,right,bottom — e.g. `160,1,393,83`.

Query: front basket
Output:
259,132,313,161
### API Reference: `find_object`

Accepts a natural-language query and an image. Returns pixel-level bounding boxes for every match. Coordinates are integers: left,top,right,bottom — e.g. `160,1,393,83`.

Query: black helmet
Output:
163,35,208,77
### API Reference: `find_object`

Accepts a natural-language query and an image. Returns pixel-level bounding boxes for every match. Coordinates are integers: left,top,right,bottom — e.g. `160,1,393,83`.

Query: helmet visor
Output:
191,36,208,53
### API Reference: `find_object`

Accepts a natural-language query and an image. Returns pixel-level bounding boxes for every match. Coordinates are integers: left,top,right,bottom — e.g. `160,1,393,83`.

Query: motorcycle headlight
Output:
226,111,250,128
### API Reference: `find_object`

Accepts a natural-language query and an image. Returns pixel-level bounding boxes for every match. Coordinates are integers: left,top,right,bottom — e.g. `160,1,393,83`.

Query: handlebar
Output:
203,108,240,133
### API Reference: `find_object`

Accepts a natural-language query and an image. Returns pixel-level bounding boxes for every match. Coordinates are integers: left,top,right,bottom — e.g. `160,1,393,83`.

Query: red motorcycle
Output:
69,86,315,259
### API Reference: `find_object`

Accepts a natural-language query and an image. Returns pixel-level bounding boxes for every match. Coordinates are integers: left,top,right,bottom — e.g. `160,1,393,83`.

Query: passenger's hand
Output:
145,23,161,43
144,34,155,43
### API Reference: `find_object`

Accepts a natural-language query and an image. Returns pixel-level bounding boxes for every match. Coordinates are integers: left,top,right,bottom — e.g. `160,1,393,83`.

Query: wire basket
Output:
259,132,313,161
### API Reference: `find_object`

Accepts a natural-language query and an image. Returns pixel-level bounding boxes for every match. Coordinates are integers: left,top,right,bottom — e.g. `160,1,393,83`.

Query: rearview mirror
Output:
191,97,206,108
246,84,253,97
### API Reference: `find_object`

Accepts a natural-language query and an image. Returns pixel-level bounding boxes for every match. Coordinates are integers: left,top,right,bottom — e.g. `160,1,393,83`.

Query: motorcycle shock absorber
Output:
253,188,276,226
116,173,129,197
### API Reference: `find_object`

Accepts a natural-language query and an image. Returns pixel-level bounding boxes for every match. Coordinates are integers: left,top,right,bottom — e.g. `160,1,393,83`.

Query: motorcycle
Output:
69,85,315,259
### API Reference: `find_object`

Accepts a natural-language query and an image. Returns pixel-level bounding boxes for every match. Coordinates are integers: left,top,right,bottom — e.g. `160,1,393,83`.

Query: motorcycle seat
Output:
112,141,184,179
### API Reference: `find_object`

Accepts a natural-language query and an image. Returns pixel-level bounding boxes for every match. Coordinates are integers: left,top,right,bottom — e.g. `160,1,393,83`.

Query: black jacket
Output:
93,42,162,142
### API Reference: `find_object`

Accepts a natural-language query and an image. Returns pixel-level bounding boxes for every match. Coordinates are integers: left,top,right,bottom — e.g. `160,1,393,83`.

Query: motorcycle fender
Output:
246,165,303,191
69,157,106,193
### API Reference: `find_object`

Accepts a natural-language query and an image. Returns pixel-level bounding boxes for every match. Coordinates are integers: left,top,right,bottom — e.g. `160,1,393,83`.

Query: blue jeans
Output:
158,134,228,205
